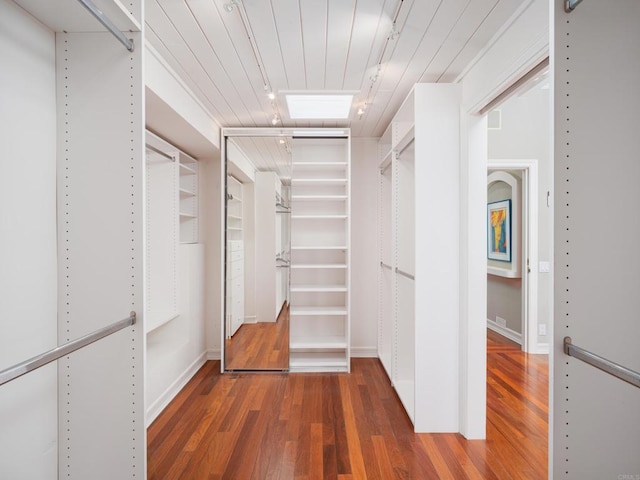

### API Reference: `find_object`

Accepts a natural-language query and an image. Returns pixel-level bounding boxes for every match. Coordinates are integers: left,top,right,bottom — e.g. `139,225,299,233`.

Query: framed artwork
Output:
487,199,511,262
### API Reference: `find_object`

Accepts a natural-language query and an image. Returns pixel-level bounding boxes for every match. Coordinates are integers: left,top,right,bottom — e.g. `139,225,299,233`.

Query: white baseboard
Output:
351,346,378,358
487,319,522,345
146,352,207,426
244,315,257,324
206,348,221,360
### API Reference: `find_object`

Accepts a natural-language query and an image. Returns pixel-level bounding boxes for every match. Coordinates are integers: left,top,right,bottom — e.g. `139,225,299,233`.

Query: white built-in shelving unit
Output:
289,137,351,372
5,0,146,477
226,175,243,241
179,153,199,243
226,174,244,336
378,84,461,432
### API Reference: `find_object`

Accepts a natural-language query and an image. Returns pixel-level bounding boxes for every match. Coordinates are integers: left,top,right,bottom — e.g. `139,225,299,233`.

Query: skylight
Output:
285,94,354,120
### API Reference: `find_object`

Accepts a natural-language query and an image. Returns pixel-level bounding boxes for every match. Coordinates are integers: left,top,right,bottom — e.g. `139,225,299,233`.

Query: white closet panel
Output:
55,27,145,479
554,1,640,478
377,84,461,432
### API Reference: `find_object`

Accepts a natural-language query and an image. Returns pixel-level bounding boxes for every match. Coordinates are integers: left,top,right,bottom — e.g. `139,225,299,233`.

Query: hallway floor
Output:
148,331,548,479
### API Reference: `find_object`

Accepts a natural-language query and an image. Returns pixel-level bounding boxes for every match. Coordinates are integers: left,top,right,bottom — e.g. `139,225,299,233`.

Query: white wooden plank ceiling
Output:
146,0,528,137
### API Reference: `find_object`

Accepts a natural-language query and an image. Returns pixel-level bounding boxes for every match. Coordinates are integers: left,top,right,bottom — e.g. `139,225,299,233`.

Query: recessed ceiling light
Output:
285,94,354,120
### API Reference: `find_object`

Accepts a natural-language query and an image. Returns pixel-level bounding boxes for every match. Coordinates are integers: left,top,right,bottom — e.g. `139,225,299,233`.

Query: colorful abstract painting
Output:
487,199,511,262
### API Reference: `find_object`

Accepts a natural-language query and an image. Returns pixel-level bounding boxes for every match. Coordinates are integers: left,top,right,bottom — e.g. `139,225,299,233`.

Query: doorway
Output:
485,68,551,355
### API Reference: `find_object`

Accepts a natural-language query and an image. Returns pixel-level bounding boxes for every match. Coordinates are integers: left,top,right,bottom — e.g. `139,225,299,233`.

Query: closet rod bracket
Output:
564,0,584,13
77,0,136,52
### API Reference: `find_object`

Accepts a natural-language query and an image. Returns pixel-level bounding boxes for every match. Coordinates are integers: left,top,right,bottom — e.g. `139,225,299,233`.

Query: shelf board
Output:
290,306,347,316
179,212,196,219
15,0,141,33
291,246,347,250
291,264,347,269
291,215,348,220
291,195,347,201
227,214,242,220
179,163,197,175
290,336,347,350
292,162,348,167
289,352,348,371
179,188,195,198
291,178,347,184
227,226,242,231
290,284,347,292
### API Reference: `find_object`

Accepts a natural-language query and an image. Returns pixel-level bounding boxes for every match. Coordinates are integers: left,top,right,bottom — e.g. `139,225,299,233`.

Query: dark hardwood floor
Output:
148,330,548,479
225,303,290,370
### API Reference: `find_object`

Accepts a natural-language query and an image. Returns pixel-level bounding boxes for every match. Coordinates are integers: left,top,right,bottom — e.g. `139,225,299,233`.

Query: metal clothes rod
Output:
564,0,584,13
76,0,135,52
146,144,174,161
396,137,415,157
0,312,136,387
563,337,640,389
380,261,392,270
395,267,415,280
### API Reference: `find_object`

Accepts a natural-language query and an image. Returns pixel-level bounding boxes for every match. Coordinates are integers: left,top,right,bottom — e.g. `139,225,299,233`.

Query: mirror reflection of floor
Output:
225,303,290,370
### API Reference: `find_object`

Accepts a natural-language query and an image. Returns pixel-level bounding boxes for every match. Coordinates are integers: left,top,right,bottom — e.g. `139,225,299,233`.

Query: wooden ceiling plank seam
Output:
299,0,328,90
325,0,357,90
356,0,428,132
157,0,258,126
145,25,225,121
185,0,272,127
368,0,475,135
270,0,305,89
435,0,523,83
365,0,444,135
146,1,238,122
242,1,290,98
431,0,502,83
151,0,243,123
341,0,392,92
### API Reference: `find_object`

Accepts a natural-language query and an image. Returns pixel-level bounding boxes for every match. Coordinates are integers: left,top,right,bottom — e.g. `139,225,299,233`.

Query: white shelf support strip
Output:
76,0,135,52
0,312,137,386
564,337,640,389
564,0,584,13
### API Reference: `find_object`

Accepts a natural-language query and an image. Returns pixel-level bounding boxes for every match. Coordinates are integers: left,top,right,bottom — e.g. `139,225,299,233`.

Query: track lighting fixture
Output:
223,0,238,13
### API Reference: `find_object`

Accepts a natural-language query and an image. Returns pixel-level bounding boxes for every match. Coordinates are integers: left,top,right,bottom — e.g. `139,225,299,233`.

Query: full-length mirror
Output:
224,134,292,370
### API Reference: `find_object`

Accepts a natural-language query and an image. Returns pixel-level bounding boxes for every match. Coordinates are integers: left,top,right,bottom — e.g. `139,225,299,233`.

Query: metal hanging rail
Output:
564,337,640,389
564,0,584,13
395,267,415,280
380,261,392,270
0,312,136,387
77,0,135,52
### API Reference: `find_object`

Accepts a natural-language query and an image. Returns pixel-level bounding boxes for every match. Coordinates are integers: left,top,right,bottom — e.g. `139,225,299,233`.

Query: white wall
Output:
350,138,379,356
0,2,58,477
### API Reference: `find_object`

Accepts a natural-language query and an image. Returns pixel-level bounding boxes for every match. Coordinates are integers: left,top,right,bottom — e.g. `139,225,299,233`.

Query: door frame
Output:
487,160,541,353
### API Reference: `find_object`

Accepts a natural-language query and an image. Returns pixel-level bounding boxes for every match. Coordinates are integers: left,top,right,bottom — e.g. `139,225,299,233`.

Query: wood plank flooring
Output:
225,303,289,370
148,331,548,479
